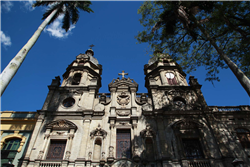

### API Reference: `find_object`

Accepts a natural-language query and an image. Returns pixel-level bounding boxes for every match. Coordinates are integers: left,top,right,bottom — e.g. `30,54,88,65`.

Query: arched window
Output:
93,139,102,160
2,138,21,151
145,138,154,160
163,60,170,66
72,73,82,85
236,128,250,149
79,61,85,66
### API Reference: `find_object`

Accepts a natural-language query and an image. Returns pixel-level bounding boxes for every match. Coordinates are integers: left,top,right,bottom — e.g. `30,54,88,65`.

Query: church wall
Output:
18,50,250,167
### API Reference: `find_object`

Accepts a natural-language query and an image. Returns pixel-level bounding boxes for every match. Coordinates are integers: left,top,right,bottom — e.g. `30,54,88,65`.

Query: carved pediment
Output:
46,119,77,131
90,124,107,139
109,77,138,88
140,125,156,138
173,119,203,130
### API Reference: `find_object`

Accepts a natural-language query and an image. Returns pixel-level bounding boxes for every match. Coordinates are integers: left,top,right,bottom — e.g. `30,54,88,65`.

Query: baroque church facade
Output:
19,49,250,167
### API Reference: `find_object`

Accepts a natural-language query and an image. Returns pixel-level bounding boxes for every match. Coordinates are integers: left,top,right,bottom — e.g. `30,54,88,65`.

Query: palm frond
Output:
69,5,79,24
42,3,64,25
33,1,58,7
62,9,71,32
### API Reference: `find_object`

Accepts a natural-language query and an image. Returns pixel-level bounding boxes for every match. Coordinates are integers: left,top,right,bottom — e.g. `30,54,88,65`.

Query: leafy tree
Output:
136,1,250,96
0,1,93,96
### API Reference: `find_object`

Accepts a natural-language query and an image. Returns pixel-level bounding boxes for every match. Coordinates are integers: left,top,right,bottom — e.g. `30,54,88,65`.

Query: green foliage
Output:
136,1,250,82
33,1,93,32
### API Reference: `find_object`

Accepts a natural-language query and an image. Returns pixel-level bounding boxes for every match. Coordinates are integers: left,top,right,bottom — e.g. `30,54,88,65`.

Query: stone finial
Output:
51,76,61,86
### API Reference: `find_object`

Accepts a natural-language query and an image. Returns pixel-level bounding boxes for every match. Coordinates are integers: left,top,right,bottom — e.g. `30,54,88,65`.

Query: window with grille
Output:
182,138,204,159
116,130,131,159
46,140,66,160
236,128,250,149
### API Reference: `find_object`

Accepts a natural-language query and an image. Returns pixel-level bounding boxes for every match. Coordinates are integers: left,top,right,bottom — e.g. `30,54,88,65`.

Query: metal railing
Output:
187,160,211,167
209,106,250,112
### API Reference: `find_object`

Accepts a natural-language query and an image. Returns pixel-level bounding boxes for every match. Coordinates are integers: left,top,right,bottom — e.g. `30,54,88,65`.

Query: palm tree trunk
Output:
190,14,250,97
0,9,58,96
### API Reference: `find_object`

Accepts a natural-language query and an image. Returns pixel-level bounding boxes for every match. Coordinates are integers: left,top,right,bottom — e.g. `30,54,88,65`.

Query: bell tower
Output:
41,48,102,112
144,54,207,112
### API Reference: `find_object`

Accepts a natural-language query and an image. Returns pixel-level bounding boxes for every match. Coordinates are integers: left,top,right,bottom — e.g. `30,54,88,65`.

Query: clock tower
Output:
144,54,207,112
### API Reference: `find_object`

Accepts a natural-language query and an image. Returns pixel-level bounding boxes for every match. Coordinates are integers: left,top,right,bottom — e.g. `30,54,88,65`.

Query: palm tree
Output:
150,2,250,96
0,1,93,96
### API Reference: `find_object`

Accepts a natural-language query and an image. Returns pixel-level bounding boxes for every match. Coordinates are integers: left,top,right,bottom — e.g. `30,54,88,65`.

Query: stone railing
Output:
182,159,211,167
209,105,250,112
39,162,61,167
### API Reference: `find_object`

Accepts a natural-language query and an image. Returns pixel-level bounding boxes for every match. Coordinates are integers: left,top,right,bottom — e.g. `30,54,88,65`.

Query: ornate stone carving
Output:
117,92,130,107
101,152,105,160
140,124,156,138
46,119,77,131
174,119,203,130
65,151,71,160
142,103,153,112
51,131,68,136
153,90,169,109
116,109,130,116
37,151,44,159
109,146,114,157
167,89,186,99
88,152,92,160
94,103,105,112
111,159,137,167
90,124,107,139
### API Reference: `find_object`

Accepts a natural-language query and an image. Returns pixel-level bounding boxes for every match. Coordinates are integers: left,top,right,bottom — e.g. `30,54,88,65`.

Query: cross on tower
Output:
89,44,95,49
118,71,128,78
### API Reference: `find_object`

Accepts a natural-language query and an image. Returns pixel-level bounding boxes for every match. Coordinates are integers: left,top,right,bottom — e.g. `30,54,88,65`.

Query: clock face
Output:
166,72,175,79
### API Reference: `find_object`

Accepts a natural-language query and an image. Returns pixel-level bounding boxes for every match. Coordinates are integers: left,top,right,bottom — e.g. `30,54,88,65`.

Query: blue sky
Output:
1,1,249,112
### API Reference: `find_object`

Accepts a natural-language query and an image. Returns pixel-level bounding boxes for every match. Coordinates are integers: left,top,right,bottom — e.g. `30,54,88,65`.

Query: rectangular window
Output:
182,138,204,159
46,140,66,160
116,130,131,159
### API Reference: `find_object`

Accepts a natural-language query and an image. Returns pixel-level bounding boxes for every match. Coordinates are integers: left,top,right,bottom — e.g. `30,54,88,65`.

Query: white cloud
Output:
1,31,12,47
44,15,76,39
21,0,35,11
1,1,13,12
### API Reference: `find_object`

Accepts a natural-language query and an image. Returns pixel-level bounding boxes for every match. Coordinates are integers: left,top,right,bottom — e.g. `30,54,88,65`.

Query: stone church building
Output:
20,49,250,167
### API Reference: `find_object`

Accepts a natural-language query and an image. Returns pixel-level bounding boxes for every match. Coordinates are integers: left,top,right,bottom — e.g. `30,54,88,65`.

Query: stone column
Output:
79,118,91,159
37,129,51,159
110,88,116,116
130,88,137,116
23,114,45,160
108,125,116,161
160,69,168,85
80,69,88,86
156,117,169,159
65,69,75,86
76,118,91,167
64,129,75,160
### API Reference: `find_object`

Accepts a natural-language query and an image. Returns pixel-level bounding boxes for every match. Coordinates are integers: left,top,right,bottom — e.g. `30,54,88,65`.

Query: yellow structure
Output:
1,111,37,167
